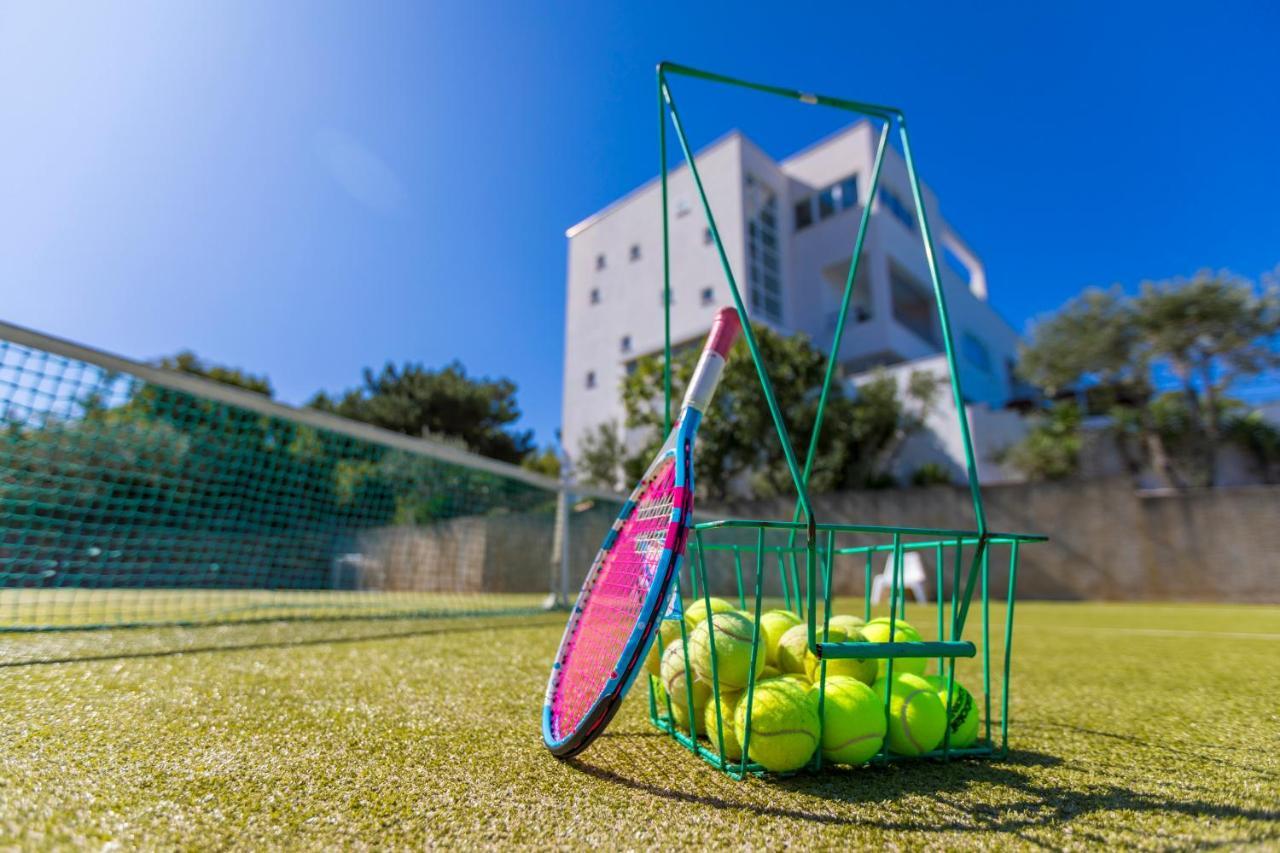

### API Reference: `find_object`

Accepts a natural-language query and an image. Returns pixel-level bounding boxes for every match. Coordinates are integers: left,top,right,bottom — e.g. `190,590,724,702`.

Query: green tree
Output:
1015,270,1280,486
575,421,628,490
1135,274,1280,484
997,402,1083,481
157,351,273,396
311,361,535,465
522,446,563,480
616,325,939,500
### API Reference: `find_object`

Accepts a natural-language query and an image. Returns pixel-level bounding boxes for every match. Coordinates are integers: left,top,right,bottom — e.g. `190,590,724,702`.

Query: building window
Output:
660,290,674,305
890,265,939,347
676,198,691,218
595,253,607,270
838,175,858,210
878,187,915,230
589,288,600,305
794,198,813,231
620,335,632,354
700,287,714,306
703,227,713,246
629,244,641,262
817,187,836,220
962,332,992,373
585,371,596,389
746,173,783,323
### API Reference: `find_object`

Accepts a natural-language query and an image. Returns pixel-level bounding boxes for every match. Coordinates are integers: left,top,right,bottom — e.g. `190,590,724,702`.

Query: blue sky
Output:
2,1,1277,449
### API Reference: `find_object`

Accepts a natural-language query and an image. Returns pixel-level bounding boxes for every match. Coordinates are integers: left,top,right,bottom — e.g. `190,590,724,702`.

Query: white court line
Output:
1041,625,1280,641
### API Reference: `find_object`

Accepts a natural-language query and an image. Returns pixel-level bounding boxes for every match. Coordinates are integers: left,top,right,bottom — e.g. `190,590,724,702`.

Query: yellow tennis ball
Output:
873,673,947,756
827,613,866,635
705,691,744,760
775,623,811,674
861,617,927,679
683,596,735,632
733,677,820,772
923,675,979,748
815,675,886,766
660,638,710,734
804,626,878,686
644,619,684,677
688,611,765,690
758,609,802,666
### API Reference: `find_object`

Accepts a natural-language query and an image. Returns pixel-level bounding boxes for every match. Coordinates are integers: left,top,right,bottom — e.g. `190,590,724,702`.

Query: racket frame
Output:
541,412,698,757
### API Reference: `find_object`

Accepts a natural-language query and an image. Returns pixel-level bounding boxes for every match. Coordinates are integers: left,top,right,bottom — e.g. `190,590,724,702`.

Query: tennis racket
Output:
543,306,741,757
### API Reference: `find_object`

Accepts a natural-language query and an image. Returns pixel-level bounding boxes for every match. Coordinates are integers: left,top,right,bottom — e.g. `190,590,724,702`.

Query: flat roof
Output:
564,130,745,238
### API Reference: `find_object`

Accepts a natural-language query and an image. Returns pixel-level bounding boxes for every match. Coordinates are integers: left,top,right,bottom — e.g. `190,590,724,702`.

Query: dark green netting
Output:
0,330,605,633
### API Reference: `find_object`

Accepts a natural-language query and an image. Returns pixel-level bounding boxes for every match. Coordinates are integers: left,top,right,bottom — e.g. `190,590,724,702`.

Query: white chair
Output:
870,551,928,605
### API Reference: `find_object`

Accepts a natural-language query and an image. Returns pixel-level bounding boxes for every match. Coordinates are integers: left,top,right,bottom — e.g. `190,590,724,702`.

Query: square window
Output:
703,227,713,245
700,287,714,306
589,288,601,305
676,198,691,218
839,176,858,210
818,188,836,220
629,244,641,262
595,253,606,270
620,335,632,353
794,198,813,230
585,371,596,389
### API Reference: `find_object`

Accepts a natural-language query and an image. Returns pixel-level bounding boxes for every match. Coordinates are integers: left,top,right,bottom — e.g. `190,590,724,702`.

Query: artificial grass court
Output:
2,603,1277,848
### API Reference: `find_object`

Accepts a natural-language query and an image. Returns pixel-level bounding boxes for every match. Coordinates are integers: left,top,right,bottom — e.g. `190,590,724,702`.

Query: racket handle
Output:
707,306,742,357
682,307,742,412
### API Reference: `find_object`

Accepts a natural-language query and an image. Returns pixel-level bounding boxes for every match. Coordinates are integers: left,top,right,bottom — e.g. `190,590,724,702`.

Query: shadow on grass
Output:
1019,719,1280,783
568,739,1280,845
0,615,563,669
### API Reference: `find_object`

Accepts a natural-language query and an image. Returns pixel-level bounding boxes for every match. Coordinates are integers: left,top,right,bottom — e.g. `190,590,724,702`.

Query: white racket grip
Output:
682,349,726,413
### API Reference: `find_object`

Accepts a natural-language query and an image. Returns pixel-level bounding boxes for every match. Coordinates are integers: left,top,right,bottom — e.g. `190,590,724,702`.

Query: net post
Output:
546,482,572,610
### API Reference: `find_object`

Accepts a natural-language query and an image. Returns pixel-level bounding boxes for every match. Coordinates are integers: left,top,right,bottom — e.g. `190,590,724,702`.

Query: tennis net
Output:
0,320,619,634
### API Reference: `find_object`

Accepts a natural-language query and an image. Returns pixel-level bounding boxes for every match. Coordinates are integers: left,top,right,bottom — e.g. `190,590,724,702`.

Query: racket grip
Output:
682,307,742,413
707,307,742,358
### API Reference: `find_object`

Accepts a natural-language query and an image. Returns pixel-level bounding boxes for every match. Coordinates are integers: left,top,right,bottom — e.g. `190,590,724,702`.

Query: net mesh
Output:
550,458,680,739
0,326,597,636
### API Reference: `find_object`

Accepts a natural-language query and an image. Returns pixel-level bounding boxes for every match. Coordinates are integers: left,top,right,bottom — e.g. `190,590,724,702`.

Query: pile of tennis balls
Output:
644,596,979,774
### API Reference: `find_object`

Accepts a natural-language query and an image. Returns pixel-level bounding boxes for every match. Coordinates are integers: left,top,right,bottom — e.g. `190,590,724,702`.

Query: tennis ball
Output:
861,617,927,679
660,638,710,735
923,675,979,748
688,611,765,690
733,677,820,772
815,675,886,766
705,691,744,759
758,609,802,666
683,596,735,632
804,626,877,686
775,623,811,674
644,619,684,677
827,613,867,635
873,673,947,756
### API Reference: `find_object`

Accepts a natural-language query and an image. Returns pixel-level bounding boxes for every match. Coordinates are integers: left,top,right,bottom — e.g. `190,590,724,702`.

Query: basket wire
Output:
645,63,1045,776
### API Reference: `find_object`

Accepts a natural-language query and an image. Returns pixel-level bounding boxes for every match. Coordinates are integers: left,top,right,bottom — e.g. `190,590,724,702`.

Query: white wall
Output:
561,133,748,472
848,354,1030,486
561,122,1029,486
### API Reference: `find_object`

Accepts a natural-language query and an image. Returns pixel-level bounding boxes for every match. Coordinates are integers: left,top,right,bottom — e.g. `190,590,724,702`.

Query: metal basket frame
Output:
646,63,1045,777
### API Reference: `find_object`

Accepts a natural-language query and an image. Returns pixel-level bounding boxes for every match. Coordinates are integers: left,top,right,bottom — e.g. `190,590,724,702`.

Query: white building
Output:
561,122,1028,487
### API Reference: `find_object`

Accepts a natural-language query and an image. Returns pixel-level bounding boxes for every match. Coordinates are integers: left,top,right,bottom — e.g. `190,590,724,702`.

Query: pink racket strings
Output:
548,458,687,740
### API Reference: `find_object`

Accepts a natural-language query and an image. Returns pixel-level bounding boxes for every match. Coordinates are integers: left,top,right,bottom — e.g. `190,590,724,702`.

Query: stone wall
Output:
346,481,1280,601
709,478,1280,602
